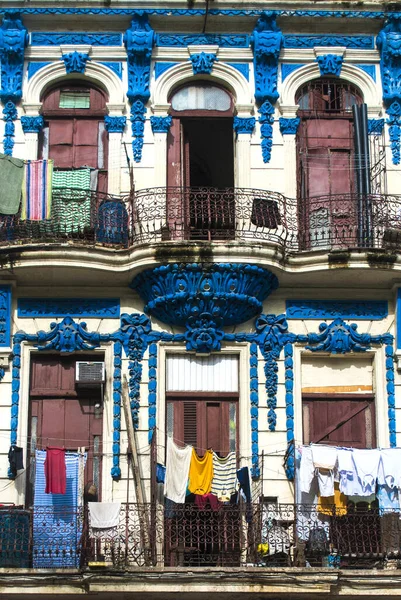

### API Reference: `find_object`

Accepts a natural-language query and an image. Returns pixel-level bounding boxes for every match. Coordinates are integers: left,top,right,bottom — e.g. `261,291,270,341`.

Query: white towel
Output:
378,448,401,489
88,502,121,528
311,444,337,470
352,448,381,495
165,437,192,504
211,452,237,500
299,446,315,493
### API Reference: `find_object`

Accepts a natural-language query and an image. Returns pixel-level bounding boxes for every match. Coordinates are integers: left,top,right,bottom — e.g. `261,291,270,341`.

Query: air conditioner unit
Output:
75,361,105,384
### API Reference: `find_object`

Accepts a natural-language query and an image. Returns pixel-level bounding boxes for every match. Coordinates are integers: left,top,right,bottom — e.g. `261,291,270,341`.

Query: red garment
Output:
194,493,221,512
45,447,66,494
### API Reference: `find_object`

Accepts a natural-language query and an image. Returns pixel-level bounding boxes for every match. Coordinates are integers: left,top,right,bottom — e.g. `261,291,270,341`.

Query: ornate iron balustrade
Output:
1,188,401,253
2,503,401,569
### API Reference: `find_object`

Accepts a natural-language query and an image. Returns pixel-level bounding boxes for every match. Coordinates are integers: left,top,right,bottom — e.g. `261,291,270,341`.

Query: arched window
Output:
39,82,109,193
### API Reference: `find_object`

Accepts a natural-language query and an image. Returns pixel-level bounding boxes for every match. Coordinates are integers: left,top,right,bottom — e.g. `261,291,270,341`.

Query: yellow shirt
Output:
318,484,347,516
188,449,214,495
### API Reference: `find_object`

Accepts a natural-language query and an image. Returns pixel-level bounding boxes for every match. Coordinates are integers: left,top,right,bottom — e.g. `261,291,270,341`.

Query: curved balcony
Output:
1,187,401,255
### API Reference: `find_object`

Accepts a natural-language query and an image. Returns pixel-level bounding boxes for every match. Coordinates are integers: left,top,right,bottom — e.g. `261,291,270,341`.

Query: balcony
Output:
1,503,401,570
1,187,401,255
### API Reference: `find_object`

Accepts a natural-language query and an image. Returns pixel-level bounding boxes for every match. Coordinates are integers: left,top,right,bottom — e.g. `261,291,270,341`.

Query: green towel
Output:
0,153,24,215
52,169,92,234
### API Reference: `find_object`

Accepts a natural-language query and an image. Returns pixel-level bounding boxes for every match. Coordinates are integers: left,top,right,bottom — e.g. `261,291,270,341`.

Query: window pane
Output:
59,91,90,109
171,85,231,111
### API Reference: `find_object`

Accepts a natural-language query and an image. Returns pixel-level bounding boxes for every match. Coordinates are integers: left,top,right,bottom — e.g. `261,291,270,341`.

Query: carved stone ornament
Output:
377,17,401,164
62,51,91,74
21,115,44,134
251,12,283,163
124,12,155,163
150,115,172,134
279,117,300,135
316,54,343,77
233,117,255,135
189,52,218,75
104,115,126,133
367,118,385,135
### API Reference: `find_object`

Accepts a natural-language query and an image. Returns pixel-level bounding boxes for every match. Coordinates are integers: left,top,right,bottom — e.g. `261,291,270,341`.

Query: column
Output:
279,116,300,198
21,115,44,159
104,115,126,196
233,117,256,189
150,115,172,188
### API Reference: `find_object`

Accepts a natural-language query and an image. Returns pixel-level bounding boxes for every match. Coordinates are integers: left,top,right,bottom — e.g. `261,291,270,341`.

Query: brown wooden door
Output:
303,396,375,448
167,397,238,457
28,355,103,502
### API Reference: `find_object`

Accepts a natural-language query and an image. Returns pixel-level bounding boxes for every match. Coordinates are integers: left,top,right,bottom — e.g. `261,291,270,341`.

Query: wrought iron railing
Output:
2,503,401,569
1,187,401,253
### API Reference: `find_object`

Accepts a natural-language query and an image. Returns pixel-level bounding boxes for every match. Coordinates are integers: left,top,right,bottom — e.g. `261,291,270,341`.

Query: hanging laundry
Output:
236,466,252,503
156,463,166,484
317,468,335,497
44,447,66,494
318,484,347,516
52,168,91,234
0,153,24,215
194,493,221,512
311,444,337,470
88,503,121,528
211,452,237,501
378,448,401,489
377,484,399,514
188,449,214,496
8,445,24,478
299,446,315,493
165,437,192,504
337,447,355,495
21,159,53,220
352,448,381,496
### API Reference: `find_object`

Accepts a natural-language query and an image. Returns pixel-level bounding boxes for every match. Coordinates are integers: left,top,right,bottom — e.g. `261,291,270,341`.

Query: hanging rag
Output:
236,466,252,503
311,444,337,470
211,452,237,501
188,449,214,496
299,446,315,493
378,448,401,490
52,168,91,234
44,447,66,494
8,445,24,478
165,437,192,504
0,153,24,215
352,448,381,496
194,493,221,512
337,447,356,495
156,463,166,484
21,159,53,220
88,502,121,528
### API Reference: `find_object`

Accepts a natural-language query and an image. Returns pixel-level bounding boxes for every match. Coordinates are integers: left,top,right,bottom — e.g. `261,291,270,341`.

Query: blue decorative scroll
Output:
249,342,260,479
0,286,11,347
17,298,120,318
31,32,122,46
148,343,157,443
286,300,388,320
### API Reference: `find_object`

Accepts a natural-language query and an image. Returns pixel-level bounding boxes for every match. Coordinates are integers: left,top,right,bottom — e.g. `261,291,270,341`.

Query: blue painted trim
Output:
99,62,122,79
368,118,385,135
156,33,250,47
189,52,218,75
279,117,300,135
386,343,396,447
111,340,122,480
148,343,157,444
283,35,374,49
227,63,249,80
30,32,122,46
286,300,388,320
17,298,120,318
284,343,294,480
27,62,50,79
249,342,260,479
355,64,376,81
154,62,178,79
0,286,11,347
281,64,303,81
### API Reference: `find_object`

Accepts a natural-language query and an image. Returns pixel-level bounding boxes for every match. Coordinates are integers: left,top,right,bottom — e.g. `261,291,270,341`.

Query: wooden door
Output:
28,355,103,502
303,396,375,448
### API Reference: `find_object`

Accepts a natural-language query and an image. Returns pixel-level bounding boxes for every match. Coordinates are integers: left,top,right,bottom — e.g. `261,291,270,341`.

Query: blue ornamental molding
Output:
154,62,178,79
62,51,90,74
155,33,250,47
100,62,122,79
254,314,290,431
227,63,249,80
386,343,396,447
31,32,122,46
111,339,123,480
368,118,385,135
0,286,11,347
27,62,50,80
249,342,260,479
17,297,120,318
286,300,388,320
233,117,255,135
284,343,295,480
189,52,218,75
281,64,303,81
377,17,401,164
279,117,300,135
251,13,283,164
124,13,155,163
356,64,376,81
19,317,109,353
283,35,374,49
0,13,28,156
21,116,44,134
148,342,157,443
131,263,279,354
104,115,126,133
150,115,172,134
316,54,343,77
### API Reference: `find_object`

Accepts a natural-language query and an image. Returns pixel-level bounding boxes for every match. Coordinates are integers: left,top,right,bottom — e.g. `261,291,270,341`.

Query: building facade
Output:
0,1,401,597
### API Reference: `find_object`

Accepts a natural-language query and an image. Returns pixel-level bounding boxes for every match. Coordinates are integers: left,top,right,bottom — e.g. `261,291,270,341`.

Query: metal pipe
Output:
353,104,364,244
360,103,372,245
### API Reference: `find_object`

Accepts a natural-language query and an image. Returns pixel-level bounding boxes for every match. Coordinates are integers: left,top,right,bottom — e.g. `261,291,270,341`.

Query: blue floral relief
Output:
233,117,255,135
150,115,172,134
189,52,218,75
21,116,44,134
62,51,91,74
279,117,300,135
316,54,343,77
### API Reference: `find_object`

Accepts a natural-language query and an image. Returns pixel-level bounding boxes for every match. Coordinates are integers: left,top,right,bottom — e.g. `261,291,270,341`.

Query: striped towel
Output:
52,168,91,234
211,452,237,500
52,168,91,192
21,160,53,220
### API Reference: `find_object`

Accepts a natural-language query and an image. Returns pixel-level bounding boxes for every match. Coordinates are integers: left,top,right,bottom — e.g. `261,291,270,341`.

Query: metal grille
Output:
183,402,197,447
296,78,363,114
